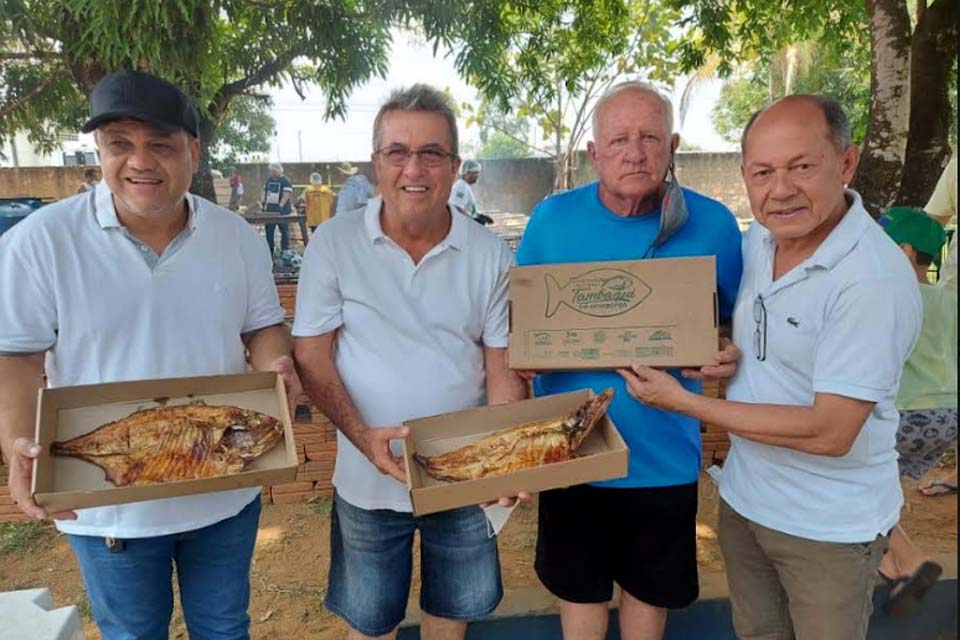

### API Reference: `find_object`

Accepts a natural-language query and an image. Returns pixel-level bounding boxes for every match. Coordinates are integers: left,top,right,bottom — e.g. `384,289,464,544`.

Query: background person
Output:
261,162,293,255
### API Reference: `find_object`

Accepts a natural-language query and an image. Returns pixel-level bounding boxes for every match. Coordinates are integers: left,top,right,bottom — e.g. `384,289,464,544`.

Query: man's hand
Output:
681,337,741,381
8,438,76,520
359,426,410,483
269,354,304,422
480,491,533,509
618,364,692,412
513,370,538,382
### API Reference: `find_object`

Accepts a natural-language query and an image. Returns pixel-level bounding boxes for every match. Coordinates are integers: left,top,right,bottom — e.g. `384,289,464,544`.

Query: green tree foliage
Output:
462,0,683,191
1,1,629,199
712,44,871,145
208,95,275,172
474,105,532,159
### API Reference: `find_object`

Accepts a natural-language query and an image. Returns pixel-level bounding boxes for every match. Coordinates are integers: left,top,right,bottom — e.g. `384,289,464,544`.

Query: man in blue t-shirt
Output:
261,162,294,256
516,81,743,639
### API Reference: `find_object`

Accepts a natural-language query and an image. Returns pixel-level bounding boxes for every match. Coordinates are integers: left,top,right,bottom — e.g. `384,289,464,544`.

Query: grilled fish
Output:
50,404,283,486
415,389,614,482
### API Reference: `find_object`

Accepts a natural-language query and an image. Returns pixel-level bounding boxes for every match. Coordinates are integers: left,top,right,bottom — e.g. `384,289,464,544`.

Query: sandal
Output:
880,560,943,617
918,481,958,497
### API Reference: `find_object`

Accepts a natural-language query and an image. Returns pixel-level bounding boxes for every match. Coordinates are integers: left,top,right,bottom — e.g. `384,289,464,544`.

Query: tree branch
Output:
0,69,69,120
482,120,555,157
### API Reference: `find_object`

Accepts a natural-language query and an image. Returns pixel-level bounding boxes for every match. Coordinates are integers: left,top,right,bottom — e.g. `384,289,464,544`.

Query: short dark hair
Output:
83,168,98,180
914,250,937,267
372,84,459,155
741,95,852,154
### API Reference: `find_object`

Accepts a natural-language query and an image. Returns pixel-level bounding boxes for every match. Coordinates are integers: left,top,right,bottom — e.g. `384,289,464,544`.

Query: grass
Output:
0,520,54,554
308,497,332,515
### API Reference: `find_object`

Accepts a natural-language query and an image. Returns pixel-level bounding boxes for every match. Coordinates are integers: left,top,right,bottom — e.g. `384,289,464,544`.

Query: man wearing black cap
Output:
0,70,301,639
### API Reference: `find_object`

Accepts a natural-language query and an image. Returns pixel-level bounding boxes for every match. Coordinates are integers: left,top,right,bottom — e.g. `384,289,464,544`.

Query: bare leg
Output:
560,600,609,640
421,612,467,640
618,591,667,640
880,524,929,578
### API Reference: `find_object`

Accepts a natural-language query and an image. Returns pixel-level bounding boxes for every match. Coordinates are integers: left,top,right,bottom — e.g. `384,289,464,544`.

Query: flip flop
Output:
881,560,943,617
918,481,958,497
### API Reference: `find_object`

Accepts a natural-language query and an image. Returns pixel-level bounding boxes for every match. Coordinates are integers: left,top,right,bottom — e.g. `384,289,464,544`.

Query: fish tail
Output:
545,274,563,318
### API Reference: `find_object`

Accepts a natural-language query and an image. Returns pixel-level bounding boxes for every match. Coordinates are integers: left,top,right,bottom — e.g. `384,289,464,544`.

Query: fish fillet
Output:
415,389,614,482
50,404,283,486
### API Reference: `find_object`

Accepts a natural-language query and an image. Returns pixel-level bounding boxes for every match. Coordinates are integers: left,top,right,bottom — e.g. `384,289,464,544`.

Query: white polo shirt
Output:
292,197,514,512
0,182,285,538
721,191,922,543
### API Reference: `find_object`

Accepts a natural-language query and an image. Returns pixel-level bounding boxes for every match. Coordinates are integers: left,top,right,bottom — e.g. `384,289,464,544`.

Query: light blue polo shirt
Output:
721,190,922,543
516,182,743,488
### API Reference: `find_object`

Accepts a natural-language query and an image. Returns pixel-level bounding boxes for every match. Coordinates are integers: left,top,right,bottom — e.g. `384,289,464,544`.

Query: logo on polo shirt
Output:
544,268,651,318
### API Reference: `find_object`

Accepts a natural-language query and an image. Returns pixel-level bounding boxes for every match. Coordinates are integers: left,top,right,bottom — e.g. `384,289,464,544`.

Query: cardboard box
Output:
402,389,628,515
509,256,718,370
32,372,298,513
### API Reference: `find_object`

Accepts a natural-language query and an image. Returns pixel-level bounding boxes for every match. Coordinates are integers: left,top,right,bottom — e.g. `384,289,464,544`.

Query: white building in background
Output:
1,130,97,168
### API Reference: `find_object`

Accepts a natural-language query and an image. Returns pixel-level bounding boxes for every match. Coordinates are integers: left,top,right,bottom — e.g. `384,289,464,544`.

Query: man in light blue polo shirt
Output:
516,81,743,639
620,95,921,640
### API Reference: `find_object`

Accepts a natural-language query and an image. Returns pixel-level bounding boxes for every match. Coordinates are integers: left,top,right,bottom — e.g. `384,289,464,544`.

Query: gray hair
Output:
591,81,675,138
268,162,283,173
741,95,852,153
309,172,322,184
372,84,459,155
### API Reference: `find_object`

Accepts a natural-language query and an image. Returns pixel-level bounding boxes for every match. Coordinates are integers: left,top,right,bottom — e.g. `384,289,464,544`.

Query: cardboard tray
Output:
509,256,719,370
402,389,628,515
32,372,298,512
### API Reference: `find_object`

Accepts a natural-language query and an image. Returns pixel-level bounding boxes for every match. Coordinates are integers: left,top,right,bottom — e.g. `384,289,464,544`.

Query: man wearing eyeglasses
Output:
293,84,527,640
620,95,922,640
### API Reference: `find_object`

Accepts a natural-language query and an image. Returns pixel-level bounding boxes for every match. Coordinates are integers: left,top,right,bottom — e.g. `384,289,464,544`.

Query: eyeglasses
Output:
376,145,456,168
753,294,767,362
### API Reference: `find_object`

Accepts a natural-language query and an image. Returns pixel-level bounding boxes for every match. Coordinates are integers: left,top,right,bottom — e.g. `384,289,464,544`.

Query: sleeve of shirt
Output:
282,177,294,193
714,207,745,321
0,238,57,354
335,181,356,214
481,241,515,348
291,228,343,336
240,225,285,334
813,278,922,402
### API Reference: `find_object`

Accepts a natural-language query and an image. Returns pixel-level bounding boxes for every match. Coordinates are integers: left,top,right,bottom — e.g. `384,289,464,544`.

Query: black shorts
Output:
535,482,699,609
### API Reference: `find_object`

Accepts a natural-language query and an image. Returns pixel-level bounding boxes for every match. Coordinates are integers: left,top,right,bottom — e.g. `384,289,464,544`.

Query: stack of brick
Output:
700,379,731,466
0,450,30,522
264,399,338,505
276,282,297,320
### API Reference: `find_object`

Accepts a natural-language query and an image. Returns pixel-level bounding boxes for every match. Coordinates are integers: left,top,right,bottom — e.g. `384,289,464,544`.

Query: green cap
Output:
881,207,947,266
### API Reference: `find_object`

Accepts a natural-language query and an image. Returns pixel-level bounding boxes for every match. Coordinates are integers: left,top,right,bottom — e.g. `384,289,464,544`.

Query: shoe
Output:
880,560,943,617
918,481,958,497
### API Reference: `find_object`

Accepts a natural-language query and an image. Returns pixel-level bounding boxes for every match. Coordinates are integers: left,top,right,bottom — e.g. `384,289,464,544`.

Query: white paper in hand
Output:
482,502,518,538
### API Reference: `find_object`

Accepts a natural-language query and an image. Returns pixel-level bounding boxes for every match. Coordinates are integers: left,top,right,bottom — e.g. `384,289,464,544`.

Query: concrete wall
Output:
0,153,751,219
0,166,97,201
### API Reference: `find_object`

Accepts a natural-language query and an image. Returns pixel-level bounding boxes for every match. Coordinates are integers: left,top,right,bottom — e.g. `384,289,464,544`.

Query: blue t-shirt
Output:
516,182,743,488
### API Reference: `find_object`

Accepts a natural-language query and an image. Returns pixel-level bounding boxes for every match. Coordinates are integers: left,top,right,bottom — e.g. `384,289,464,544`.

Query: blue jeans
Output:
67,498,261,640
325,492,502,636
264,222,289,256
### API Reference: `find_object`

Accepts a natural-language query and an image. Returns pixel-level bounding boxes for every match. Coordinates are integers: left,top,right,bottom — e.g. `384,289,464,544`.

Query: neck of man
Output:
380,204,452,265
598,182,666,218
115,198,189,255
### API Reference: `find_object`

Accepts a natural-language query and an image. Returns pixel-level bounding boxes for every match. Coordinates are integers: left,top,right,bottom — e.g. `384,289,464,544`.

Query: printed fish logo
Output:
545,268,651,318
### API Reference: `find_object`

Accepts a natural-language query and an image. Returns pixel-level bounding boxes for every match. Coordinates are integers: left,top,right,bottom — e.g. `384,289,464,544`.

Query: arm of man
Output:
0,354,76,519
295,332,408,482
243,324,302,421
619,366,873,456
484,346,528,405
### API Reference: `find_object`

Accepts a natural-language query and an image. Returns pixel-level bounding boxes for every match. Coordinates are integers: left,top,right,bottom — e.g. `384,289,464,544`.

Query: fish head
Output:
218,408,284,461
565,388,615,451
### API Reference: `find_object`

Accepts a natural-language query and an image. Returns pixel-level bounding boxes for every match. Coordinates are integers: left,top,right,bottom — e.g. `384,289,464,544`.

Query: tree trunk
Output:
190,113,218,202
852,0,912,217
895,0,958,206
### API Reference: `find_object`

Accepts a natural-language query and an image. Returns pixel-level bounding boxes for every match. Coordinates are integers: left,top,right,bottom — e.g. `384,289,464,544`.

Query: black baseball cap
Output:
81,70,200,137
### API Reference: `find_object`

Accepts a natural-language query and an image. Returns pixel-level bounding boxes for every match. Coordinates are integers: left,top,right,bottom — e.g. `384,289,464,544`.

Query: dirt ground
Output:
1,471,956,640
